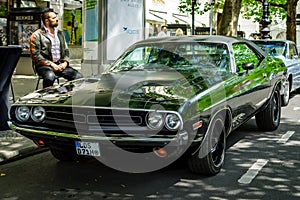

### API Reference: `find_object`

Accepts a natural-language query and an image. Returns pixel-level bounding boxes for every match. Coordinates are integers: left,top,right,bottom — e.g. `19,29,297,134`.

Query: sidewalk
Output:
0,130,42,163
0,58,82,164
0,76,46,164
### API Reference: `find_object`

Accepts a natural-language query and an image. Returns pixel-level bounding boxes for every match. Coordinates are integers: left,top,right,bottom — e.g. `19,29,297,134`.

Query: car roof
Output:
253,39,295,44
130,35,266,57
136,35,246,45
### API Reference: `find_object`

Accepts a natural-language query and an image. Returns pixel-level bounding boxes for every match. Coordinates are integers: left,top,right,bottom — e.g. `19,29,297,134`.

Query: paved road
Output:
0,93,299,200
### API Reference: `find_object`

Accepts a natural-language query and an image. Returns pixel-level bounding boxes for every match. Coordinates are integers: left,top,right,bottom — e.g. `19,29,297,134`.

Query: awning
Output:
146,9,183,24
146,9,205,27
147,10,167,23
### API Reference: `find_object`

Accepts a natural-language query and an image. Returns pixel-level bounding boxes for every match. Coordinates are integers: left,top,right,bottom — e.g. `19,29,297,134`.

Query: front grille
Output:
87,115,142,126
12,106,178,138
47,111,86,123
45,107,148,132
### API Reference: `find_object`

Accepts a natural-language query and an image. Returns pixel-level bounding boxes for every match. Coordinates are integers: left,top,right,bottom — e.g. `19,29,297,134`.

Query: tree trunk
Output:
286,0,298,43
217,0,242,36
217,0,232,35
230,0,242,36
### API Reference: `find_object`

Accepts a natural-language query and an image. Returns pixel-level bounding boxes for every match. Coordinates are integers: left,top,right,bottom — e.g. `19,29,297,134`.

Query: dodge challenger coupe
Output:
9,36,287,175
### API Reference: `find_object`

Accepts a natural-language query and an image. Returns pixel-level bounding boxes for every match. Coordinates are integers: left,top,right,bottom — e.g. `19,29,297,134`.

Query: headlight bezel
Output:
146,111,182,131
165,113,181,131
15,106,30,122
146,111,164,130
14,106,46,123
31,106,46,122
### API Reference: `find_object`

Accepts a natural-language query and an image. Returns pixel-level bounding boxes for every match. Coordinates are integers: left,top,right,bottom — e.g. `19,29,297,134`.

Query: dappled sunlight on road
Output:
0,94,299,200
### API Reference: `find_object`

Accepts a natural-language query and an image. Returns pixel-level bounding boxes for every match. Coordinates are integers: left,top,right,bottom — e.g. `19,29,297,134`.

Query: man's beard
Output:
51,23,58,28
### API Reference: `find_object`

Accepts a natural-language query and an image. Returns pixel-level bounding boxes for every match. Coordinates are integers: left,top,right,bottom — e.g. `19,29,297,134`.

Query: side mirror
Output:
242,62,254,71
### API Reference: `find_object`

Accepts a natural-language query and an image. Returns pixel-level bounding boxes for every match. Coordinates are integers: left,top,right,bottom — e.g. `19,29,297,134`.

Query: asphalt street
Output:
0,92,299,200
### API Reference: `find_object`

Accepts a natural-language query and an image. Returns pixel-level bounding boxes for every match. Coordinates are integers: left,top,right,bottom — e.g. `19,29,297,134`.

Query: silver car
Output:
253,39,300,106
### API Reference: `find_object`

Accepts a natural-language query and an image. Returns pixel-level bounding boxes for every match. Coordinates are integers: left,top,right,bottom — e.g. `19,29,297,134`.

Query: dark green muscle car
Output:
9,36,287,175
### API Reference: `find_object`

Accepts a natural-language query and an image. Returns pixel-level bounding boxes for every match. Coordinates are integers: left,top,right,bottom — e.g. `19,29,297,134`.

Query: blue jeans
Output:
36,65,83,88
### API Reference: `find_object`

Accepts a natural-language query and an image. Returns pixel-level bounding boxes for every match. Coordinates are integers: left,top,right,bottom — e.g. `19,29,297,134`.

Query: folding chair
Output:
32,61,60,90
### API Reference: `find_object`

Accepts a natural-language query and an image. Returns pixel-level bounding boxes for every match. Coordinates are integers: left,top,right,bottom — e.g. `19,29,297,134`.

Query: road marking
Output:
294,107,300,111
238,159,268,184
277,131,295,144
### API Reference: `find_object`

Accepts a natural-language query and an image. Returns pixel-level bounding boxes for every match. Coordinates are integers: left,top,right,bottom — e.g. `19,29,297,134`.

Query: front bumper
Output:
8,121,201,150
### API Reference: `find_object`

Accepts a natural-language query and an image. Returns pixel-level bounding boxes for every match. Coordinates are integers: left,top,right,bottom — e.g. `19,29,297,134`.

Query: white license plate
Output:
75,141,100,156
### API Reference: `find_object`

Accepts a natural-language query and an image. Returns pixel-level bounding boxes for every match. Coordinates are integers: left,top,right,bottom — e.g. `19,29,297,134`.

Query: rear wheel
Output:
256,87,281,131
187,115,226,176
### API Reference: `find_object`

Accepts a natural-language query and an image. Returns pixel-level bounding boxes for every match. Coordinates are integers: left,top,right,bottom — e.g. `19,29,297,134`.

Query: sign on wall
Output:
106,0,144,61
83,0,98,60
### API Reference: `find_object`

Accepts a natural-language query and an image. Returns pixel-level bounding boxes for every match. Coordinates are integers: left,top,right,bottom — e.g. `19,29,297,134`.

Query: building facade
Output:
1,0,300,75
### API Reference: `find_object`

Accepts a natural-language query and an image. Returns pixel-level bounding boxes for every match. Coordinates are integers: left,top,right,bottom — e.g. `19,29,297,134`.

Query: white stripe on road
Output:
277,131,295,144
294,107,300,111
238,159,269,184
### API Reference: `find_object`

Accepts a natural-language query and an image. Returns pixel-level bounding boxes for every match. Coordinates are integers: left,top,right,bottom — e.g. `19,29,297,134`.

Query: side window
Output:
233,43,260,71
289,44,298,59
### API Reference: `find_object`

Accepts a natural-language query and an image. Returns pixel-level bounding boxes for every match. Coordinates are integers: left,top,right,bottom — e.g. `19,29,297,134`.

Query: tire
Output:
187,115,226,176
281,80,290,106
50,148,79,161
255,87,281,131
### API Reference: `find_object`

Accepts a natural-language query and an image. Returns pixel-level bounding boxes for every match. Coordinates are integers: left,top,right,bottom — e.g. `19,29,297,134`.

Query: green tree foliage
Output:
0,5,7,18
178,0,213,15
242,0,286,23
243,0,299,42
178,0,299,42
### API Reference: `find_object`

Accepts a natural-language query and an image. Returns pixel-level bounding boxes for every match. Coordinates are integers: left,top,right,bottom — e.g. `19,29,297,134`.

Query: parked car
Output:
9,36,287,175
253,39,300,106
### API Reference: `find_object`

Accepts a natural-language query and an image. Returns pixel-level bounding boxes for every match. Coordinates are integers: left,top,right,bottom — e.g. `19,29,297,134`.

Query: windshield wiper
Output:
111,63,145,72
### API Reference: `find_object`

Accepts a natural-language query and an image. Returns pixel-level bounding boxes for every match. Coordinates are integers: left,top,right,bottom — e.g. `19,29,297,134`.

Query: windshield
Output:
254,41,286,57
108,42,231,73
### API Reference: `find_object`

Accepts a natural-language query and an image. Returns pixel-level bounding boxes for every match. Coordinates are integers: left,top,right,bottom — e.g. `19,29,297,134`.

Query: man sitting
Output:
30,9,83,88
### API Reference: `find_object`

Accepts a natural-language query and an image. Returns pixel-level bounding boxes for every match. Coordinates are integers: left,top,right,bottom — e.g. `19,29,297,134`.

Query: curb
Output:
0,130,48,165
0,146,49,165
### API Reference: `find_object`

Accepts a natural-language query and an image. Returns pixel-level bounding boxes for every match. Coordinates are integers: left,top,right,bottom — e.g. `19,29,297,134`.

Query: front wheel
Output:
256,88,281,131
187,115,226,176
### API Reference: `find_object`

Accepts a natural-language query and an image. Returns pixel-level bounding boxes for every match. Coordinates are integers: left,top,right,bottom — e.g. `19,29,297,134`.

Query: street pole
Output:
260,0,271,39
192,0,196,35
209,0,215,35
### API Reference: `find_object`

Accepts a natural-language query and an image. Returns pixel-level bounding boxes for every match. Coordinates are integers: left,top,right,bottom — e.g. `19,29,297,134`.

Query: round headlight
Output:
147,112,164,130
31,106,46,122
165,114,181,130
15,106,30,122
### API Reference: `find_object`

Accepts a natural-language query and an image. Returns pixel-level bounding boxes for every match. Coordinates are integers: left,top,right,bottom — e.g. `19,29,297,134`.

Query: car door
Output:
226,42,271,128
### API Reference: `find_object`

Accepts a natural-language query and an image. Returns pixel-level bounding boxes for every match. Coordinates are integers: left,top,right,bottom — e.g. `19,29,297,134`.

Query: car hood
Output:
16,69,224,110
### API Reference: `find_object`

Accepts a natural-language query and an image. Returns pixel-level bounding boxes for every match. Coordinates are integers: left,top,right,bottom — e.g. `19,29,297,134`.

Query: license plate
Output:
75,141,100,156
